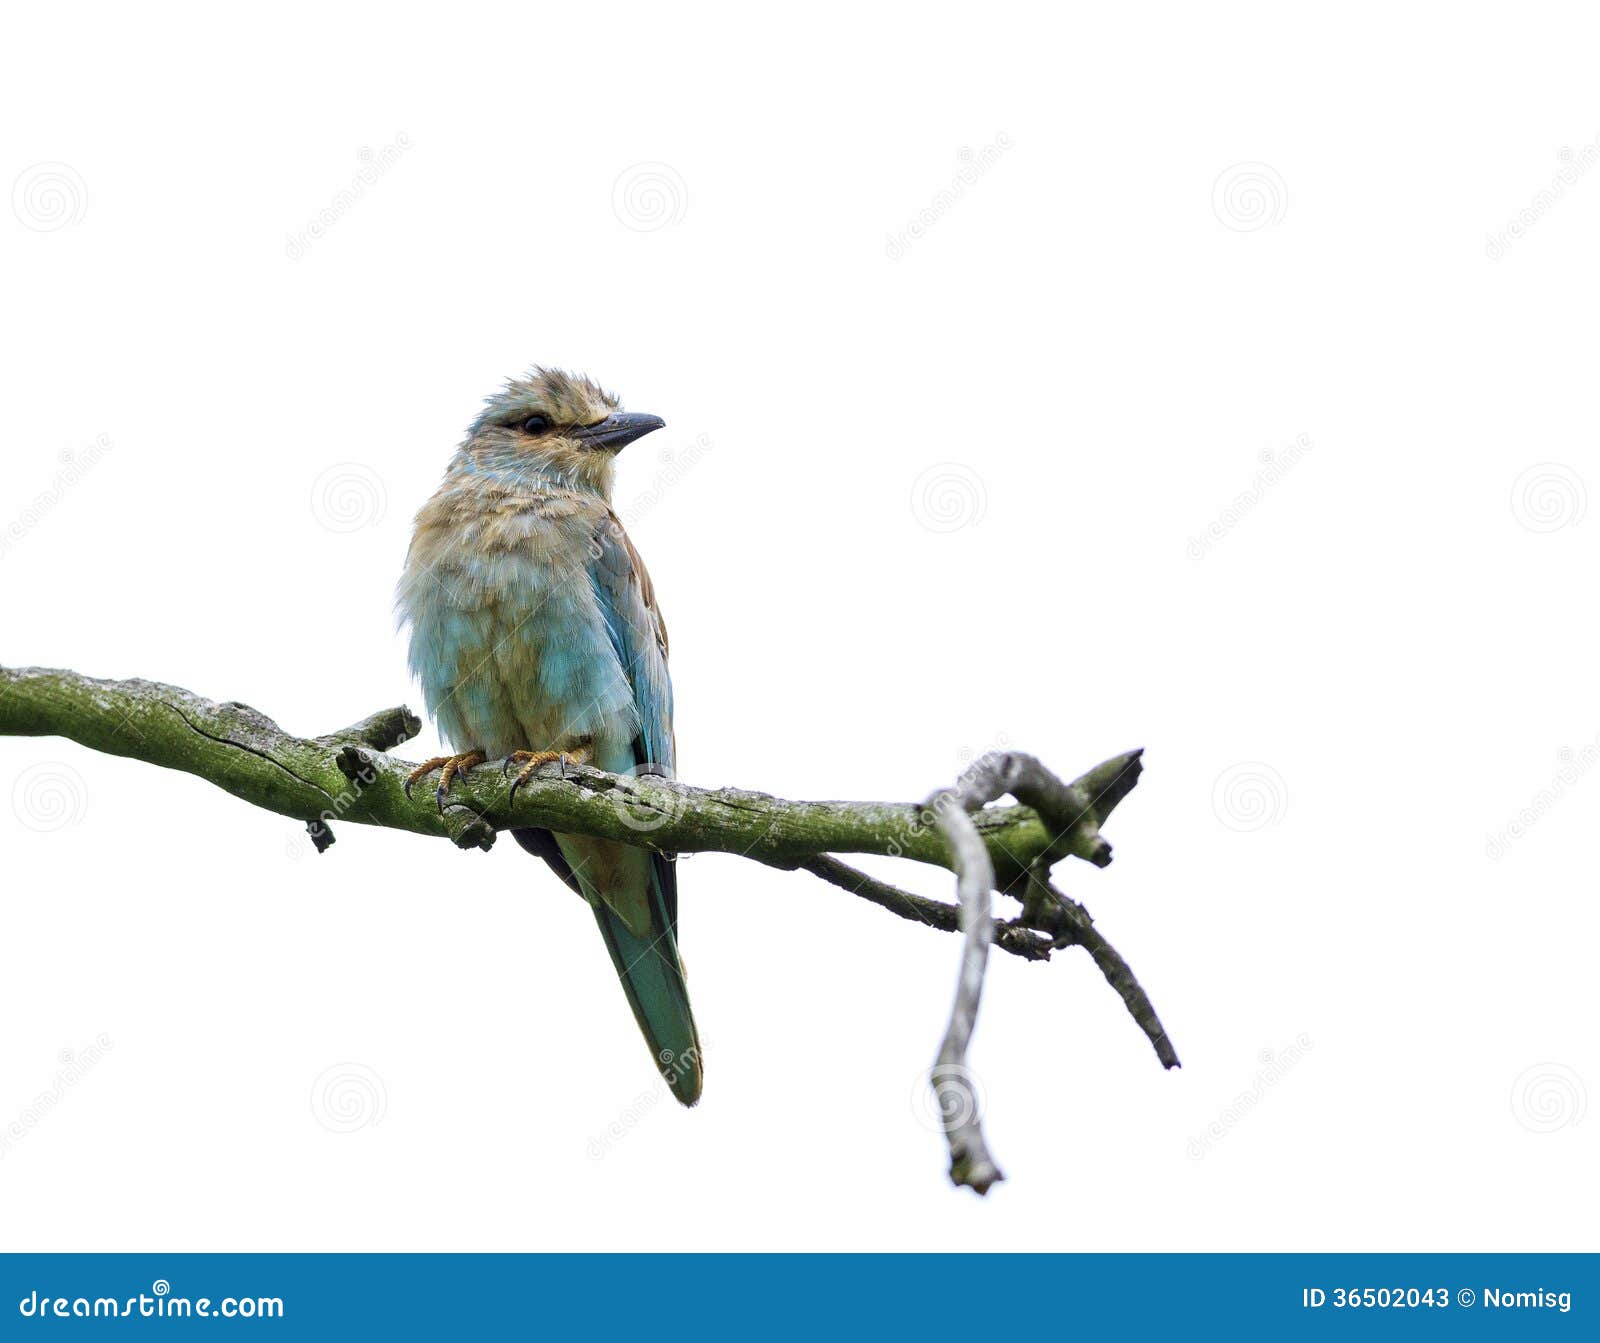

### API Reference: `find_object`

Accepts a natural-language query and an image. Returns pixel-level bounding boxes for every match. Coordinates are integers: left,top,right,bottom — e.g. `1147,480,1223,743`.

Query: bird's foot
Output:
505,741,591,804
403,750,488,813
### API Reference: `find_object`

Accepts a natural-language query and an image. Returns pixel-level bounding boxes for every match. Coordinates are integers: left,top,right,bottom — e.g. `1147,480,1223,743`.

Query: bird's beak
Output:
571,412,665,452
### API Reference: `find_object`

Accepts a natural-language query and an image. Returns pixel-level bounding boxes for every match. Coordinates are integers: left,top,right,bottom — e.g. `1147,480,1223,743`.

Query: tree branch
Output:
922,772,1003,1193
0,664,1177,1193
797,856,1055,961
0,666,1113,876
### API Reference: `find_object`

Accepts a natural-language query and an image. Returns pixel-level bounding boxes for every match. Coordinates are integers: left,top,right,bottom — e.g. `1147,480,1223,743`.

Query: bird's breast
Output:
399,488,638,759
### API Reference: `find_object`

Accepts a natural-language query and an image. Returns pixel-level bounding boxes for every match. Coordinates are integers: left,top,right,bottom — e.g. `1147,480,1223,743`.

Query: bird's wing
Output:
588,511,675,776
580,509,700,1103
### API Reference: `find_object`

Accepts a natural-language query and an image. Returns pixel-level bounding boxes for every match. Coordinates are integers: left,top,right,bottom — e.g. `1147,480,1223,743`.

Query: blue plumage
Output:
398,367,701,1104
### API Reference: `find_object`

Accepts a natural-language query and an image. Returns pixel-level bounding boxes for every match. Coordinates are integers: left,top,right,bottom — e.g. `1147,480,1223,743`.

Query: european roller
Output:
397,367,701,1105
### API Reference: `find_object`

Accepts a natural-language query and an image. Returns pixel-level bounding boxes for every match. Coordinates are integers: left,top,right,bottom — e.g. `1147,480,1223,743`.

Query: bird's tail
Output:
590,855,703,1107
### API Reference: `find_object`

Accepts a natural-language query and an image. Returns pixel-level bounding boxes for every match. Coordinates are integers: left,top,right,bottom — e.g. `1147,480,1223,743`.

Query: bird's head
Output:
459,366,665,496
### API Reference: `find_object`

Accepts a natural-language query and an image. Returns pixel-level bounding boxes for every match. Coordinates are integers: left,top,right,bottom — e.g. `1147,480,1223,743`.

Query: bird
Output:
396,366,701,1105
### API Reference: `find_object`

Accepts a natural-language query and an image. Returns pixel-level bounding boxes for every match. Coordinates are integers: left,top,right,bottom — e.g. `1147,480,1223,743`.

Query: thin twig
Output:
1029,877,1181,1070
796,855,1054,961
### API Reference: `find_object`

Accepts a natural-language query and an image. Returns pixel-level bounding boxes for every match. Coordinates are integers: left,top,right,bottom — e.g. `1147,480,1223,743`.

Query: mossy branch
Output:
0,666,1133,876
0,664,1177,1194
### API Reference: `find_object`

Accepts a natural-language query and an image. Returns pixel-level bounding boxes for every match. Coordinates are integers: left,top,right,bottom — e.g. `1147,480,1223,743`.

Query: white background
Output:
0,2,1594,1251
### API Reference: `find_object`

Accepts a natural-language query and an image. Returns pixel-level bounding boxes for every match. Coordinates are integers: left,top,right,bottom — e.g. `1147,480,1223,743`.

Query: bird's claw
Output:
403,751,487,813
505,744,590,806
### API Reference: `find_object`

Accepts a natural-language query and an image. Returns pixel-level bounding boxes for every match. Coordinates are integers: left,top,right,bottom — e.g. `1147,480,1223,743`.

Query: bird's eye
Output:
519,414,552,435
